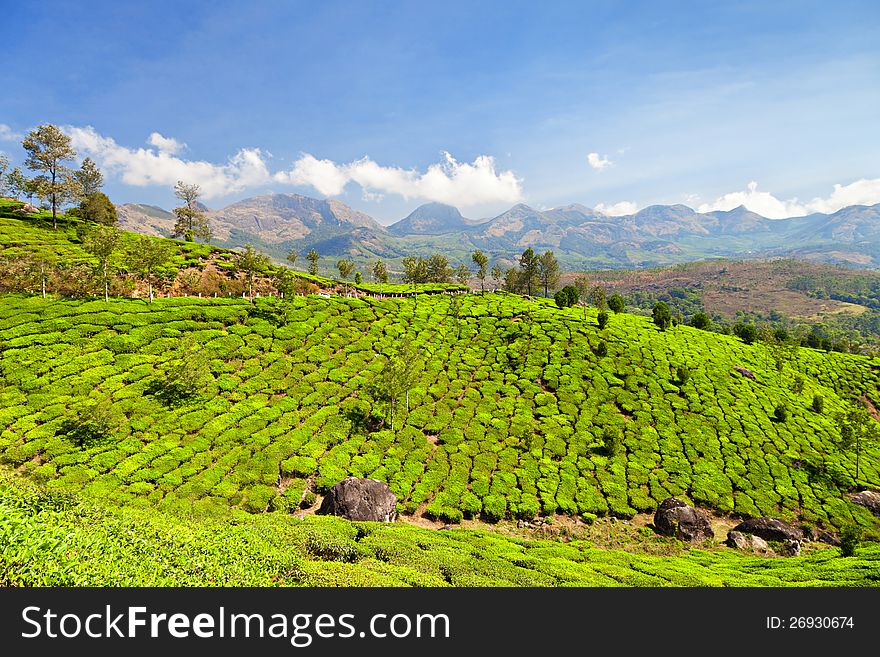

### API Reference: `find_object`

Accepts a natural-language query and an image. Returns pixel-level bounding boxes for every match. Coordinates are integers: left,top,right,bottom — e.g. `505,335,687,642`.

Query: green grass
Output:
3,472,878,587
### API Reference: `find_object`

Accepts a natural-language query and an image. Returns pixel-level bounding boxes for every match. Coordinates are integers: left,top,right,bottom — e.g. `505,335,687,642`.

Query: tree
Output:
336,258,355,296
608,293,625,314
554,285,578,308
518,248,539,296
733,322,758,345
840,524,864,557
689,311,711,330
774,403,789,423
597,310,609,330
273,268,298,323
426,254,451,283
588,285,607,311
837,400,880,481
286,250,299,270
454,264,470,287
676,365,691,385
354,271,362,285
652,301,671,331
573,275,591,320
79,192,117,225
403,256,428,290
306,248,320,276
372,260,387,296
0,153,8,196
812,394,825,413
128,235,173,303
22,124,77,229
537,251,561,298
74,157,104,197
490,264,503,290
472,250,489,293
370,337,419,431
238,244,270,300
81,224,120,302
503,267,522,293
172,181,211,241
5,167,28,201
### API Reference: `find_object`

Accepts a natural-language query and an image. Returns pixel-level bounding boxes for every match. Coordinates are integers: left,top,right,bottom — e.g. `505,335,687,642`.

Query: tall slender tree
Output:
491,264,503,291
286,250,299,270
472,250,489,294
238,244,270,300
129,236,173,303
81,224,120,302
336,258,355,296
454,264,470,287
74,157,104,197
306,248,320,275
172,181,211,241
537,250,561,297
372,259,387,297
22,124,77,229
519,247,540,297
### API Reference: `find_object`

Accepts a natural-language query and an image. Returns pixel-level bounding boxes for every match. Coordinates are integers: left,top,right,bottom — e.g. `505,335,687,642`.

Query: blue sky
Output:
1,0,879,223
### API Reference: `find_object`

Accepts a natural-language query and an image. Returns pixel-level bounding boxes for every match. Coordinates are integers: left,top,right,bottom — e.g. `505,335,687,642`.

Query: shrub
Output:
689,312,711,330
676,365,690,386
812,394,824,413
773,403,789,423
601,427,623,457
554,285,578,308
840,524,863,557
791,375,805,394
597,311,609,330
595,341,608,358
607,294,624,313
733,322,757,345
652,302,671,331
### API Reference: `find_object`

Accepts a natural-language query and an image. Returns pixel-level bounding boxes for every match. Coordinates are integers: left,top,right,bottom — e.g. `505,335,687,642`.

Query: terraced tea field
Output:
1,290,878,536
3,473,879,587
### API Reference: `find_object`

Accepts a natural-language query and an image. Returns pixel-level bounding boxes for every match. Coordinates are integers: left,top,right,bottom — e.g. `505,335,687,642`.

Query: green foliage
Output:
689,312,711,330
734,322,758,345
812,394,825,413
79,192,117,226
597,311,609,330
774,403,789,423
22,124,78,228
652,301,671,331
608,293,625,314
554,285,578,308
172,181,210,241
840,524,864,557
676,365,690,385
307,248,320,276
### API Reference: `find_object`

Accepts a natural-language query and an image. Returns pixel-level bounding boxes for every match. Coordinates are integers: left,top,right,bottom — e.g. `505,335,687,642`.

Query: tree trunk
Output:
41,267,46,299
104,260,109,302
148,276,154,303
51,166,57,230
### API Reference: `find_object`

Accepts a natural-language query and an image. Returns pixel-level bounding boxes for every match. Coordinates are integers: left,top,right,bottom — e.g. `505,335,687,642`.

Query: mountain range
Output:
116,193,880,269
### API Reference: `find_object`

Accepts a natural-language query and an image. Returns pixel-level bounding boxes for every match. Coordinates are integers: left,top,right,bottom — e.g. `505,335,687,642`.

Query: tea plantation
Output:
3,473,879,586
1,288,879,539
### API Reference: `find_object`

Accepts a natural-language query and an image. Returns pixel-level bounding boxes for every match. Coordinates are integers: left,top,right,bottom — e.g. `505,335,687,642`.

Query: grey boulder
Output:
654,497,714,542
317,477,398,522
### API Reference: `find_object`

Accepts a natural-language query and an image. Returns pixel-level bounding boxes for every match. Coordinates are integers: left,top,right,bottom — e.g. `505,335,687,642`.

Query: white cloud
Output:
147,132,185,154
68,126,522,206
68,125,271,199
587,152,612,171
696,179,880,218
595,200,638,216
276,151,523,207
0,124,21,141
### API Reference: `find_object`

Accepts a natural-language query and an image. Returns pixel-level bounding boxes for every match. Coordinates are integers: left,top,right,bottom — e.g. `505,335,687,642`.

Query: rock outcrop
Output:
653,497,714,542
726,530,770,552
850,490,880,516
317,477,398,522
731,517,803,542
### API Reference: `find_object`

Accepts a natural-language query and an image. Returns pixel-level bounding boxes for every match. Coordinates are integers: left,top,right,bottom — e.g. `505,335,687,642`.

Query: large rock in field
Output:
731,517,803,542
849,490,880,517
653,497,714,542
317,477,398,522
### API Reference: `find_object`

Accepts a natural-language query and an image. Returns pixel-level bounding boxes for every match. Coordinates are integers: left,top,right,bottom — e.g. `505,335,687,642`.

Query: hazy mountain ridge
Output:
116,194,880,268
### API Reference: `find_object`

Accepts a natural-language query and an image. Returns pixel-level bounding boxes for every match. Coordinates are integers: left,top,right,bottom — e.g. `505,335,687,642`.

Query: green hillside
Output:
2,208,880,586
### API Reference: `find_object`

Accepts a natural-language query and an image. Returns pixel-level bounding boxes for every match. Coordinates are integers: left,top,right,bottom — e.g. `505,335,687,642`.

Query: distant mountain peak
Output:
388,202,470,235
